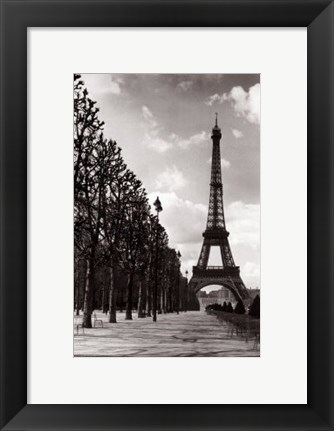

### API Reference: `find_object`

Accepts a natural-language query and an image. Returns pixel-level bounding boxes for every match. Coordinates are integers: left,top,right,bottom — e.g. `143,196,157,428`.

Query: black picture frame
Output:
1,0,333,430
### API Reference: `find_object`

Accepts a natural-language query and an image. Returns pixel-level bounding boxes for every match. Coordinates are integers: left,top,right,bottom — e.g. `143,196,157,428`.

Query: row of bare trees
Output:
74,75,198,327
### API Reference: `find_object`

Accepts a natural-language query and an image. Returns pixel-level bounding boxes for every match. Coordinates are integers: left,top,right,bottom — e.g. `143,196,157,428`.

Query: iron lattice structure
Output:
189,115,249,303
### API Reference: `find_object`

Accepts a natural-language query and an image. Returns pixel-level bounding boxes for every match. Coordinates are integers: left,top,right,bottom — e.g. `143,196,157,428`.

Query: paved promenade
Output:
74,311,260,357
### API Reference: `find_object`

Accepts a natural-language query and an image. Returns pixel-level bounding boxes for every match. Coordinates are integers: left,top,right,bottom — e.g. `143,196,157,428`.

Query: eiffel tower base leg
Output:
189,267,249,305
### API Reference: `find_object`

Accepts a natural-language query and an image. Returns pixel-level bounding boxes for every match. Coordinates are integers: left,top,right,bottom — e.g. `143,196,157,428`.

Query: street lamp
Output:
153,196,163,215
176,250,181,315
153,197,162,322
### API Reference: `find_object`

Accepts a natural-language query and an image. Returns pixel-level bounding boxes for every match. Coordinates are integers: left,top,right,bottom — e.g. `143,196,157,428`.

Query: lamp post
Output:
153,197,162,322
176,250,181,315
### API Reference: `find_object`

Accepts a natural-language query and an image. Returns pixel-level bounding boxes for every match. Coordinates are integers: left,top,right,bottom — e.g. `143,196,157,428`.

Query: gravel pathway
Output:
74,311,260,357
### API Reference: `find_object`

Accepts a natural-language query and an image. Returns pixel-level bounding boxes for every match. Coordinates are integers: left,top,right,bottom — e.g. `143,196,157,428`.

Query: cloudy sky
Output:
80,74,260,289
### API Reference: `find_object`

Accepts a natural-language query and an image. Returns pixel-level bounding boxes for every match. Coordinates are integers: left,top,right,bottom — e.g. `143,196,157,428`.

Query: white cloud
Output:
204,93,225,106
155,166,187,191
204,84,260,125
141,106,208,153
142,105,153,120
207,157,231,170
226,201,260,248
177,80,193,92
232,129,244,139
141,106,172,153
221,159,231,169
109,76,124,95
142,105,158,130
148,192,207,246
243,262,260,278
170,131,209,149
145,135,173,153
81,74,124,96
224,84,260,124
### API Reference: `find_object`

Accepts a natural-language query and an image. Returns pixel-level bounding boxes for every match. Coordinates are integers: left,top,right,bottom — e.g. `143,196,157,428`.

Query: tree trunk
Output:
137,278,146,318
80,258,87,312
125,272,134,320
75,258,81,316
101,288,105,312
162,279,166,313
158,284,163,314
163,286,167,313
76,280,80,316
108,265,117,323
176,272,180,315
168,282,173,312
82,258,94,328
101,268,107,314
146,278,152,317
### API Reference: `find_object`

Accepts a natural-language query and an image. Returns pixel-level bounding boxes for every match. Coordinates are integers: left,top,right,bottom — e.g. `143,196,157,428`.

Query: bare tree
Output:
74,75,190,329
121,184,151,320
101,143,132,323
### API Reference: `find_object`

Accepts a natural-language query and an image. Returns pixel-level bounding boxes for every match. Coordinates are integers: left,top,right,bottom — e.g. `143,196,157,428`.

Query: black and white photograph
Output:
74,73,260,357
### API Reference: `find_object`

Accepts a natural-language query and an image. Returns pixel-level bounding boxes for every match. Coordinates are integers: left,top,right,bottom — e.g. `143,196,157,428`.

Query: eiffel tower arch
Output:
189,114,249,304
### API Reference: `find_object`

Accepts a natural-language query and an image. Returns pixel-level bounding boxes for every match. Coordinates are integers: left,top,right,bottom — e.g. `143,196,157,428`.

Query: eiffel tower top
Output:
212,112,222,137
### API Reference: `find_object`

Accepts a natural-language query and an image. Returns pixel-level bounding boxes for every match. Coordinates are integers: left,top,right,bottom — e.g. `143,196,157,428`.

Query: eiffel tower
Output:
189,114,249,303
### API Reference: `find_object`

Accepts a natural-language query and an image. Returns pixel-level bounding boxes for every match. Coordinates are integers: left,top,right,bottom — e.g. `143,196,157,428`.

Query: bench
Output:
93,312,103,328
74,316,84,335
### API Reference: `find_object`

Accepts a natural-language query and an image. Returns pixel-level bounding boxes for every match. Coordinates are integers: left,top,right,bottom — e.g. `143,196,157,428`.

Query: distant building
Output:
217,287,233,300
197,286,236,310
